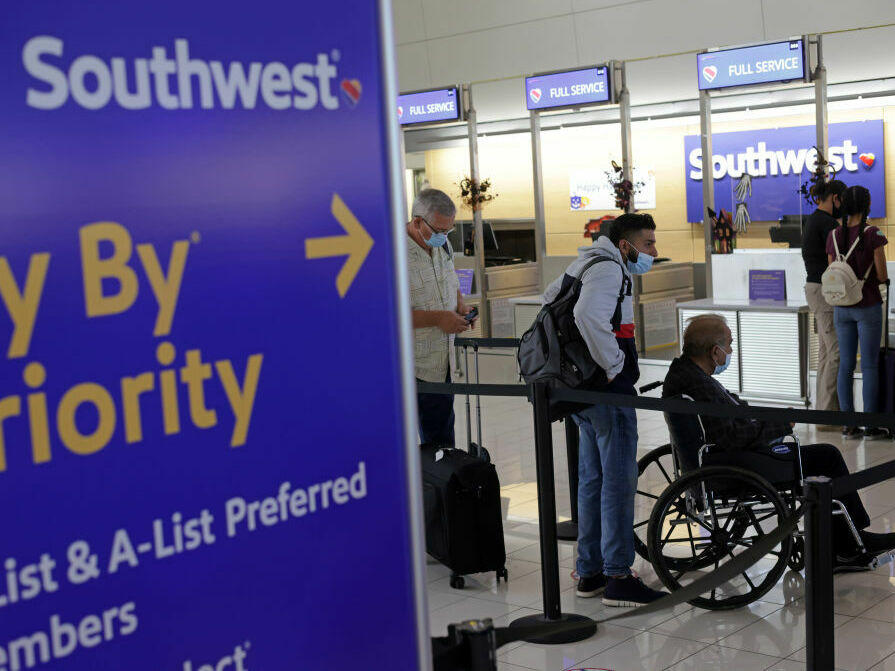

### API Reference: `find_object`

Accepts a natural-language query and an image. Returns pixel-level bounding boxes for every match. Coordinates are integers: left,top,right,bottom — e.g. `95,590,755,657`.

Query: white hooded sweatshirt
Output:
543,236,635,383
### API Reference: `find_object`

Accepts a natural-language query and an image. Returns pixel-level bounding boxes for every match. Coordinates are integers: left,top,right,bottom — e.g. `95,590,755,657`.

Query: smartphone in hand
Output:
464,307,478,323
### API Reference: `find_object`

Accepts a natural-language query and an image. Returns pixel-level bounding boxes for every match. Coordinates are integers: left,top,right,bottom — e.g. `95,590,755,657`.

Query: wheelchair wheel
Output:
634,443,676,562
788,537,805,572
647,466,793,610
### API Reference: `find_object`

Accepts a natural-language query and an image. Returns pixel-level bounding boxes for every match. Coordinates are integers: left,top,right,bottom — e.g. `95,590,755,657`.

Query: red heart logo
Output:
860,152,875,168
397,105,403,118
529,88,542,103
703,65,718,83
341,79,362,105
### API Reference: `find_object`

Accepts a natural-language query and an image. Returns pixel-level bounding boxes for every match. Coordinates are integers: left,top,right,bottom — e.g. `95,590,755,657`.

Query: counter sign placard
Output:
525,66,611,111
698,39,806,90
397,87,460,125
1,1,426,670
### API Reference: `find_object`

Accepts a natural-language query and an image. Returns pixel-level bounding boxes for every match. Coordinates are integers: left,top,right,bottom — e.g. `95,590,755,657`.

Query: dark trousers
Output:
709,442,870,552
417,372,455,446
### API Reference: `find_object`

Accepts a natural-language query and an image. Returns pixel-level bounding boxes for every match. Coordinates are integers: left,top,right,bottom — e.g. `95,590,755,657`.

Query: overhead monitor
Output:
525,65,611,111
698,38,806,91
397,87,461,125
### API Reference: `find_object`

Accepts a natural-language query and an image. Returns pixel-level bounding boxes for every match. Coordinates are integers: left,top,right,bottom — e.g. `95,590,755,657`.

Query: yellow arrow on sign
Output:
305,193,374,298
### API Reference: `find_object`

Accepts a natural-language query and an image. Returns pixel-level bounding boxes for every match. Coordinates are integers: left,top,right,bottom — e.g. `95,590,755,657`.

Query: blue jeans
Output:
572,404,639,578
834,304,883,414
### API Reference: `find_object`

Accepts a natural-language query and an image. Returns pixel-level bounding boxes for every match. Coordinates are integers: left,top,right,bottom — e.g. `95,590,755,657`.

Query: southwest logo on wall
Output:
684,120,886,223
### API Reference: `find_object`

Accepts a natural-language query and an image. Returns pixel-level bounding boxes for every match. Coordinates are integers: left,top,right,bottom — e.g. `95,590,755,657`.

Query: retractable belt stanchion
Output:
556,419,579,541
804,476,836,671
509,382,596,643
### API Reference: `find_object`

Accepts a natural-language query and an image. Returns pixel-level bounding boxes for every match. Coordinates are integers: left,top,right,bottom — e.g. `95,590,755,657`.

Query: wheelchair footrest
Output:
870,550,895,570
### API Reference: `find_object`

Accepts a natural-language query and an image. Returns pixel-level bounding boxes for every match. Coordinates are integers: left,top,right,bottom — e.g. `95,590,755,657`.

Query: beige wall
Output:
423,105,894,262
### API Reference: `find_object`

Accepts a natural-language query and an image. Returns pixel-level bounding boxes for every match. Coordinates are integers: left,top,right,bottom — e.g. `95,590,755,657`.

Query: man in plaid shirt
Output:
663,314,895,570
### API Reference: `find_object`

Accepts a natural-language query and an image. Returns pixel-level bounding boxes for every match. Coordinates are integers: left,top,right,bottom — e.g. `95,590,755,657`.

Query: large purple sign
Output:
397,87,460,125
698,40,805,91
685,121,885,223
1,1,427,669
525,66,611,111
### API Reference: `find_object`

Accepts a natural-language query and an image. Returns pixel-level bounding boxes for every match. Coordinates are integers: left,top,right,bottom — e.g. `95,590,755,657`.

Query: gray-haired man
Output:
408,188,476,445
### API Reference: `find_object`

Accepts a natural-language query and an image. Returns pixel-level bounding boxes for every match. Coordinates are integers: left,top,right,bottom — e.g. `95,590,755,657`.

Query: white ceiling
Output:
392,0,895,122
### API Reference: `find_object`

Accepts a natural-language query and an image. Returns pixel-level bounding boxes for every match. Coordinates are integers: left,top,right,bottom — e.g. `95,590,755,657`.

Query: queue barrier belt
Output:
454,337,520,348
832,458,895,497
417,382,895,430
420,380,895,495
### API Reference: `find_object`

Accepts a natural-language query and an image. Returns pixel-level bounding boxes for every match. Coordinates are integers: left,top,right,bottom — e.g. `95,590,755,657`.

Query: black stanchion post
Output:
804,476,835,671
509,382,596,644
556,418,579,542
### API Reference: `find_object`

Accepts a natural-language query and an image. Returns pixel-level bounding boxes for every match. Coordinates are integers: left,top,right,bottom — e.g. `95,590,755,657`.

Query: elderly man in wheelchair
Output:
632,313,895,610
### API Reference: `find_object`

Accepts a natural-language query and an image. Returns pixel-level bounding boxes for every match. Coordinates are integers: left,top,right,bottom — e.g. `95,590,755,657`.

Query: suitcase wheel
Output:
450,574,465,590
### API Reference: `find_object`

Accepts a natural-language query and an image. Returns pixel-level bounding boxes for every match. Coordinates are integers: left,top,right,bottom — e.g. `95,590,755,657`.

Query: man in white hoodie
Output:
543,213,664,607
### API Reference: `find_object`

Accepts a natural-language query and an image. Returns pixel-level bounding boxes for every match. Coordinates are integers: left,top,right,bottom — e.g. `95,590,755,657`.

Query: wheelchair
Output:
631,395,872,611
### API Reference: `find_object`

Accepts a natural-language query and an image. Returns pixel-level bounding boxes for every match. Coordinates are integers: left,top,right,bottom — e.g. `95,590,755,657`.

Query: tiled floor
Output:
428,365,895,670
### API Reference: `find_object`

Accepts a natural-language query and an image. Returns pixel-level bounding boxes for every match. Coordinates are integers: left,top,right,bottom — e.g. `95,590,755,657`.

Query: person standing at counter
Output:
802,179,847,426
544,213,665,607
408,188,476,446
826,185,890,439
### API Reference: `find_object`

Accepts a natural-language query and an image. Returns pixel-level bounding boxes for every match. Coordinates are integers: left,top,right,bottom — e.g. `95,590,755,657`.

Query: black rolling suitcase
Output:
420,443,507,589
879,281,895,415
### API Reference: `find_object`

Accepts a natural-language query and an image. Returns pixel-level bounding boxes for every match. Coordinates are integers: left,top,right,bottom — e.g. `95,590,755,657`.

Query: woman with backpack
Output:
825,185,889,439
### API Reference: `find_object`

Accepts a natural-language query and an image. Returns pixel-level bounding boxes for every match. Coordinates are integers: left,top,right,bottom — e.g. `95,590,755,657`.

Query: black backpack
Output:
517,256,630,418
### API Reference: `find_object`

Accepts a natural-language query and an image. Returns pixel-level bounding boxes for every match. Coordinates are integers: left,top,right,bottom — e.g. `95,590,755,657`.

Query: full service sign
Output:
1,3,424,670
525,66,610,110
684,121,885,222
698,40,805,90
397,87,460,125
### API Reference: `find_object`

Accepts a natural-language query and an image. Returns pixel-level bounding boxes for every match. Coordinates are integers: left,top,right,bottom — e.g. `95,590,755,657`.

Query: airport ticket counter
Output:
677,298,811,406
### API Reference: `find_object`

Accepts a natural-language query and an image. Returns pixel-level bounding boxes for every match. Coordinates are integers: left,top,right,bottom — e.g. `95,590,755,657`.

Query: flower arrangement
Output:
606,160,644,212
457,176,498,211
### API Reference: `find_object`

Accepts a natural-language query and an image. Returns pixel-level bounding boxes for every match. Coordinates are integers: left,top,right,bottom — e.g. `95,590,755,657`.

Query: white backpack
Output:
821,229,872,306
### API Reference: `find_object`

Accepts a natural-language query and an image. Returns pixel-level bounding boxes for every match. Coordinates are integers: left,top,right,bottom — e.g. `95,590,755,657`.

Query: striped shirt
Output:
408,240,459,383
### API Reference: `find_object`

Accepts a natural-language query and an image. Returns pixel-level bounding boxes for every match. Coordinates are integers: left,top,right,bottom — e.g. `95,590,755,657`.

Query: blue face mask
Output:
625,246,654,275
425,232,447,248
713,347,732,375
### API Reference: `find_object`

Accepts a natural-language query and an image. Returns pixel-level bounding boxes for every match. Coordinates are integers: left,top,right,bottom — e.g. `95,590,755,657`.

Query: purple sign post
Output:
525,66,612,111
749,270,787,301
